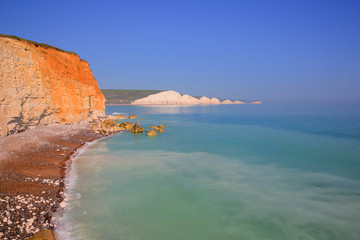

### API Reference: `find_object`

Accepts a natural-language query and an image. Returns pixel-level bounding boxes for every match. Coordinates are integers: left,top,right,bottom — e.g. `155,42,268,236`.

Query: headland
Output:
0,34,258,239
0,34,107,239
102,89,262,105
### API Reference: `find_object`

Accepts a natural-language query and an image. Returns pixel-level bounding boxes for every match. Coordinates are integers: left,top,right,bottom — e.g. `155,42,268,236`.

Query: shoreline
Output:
0,123,107,239
53,137,108,240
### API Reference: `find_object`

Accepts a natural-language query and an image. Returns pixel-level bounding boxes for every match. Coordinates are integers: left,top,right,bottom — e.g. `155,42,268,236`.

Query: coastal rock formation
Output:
146,130,157,136
150,124,167,132
221,100,233,104
132,90,247,105
180,94,199,105
210,98,221,104
198,96,211,104
29,229,55,240
118,122,134,130
129,122,144,133
132,90,183,105
0,35,105,136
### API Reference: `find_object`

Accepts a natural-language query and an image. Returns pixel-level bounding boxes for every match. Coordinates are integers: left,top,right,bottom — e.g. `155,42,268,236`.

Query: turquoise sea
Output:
57,104,360,240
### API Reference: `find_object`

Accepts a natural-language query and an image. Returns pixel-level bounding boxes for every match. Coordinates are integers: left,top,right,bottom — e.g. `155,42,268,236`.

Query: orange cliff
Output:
0,35,105,136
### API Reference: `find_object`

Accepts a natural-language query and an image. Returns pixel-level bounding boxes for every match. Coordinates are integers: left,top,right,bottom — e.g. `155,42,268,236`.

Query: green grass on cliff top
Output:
0,34,78,55
102,89,165,104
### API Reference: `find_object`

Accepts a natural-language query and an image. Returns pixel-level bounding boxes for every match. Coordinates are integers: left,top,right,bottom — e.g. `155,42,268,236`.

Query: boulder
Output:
118,122,134,130
129,122,144,133
29,229,55,240
92,118,128,134
110,114,126,120
149,125,167,131
147,130,157,136
129,115,137,119
101,119,116,128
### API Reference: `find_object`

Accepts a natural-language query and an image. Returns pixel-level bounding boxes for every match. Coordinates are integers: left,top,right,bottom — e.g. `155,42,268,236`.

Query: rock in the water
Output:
29,229,56,240
108,114,126,120
116,114,125,118
129,122,144,133
149,124,167,132
128,115,137,119
147,130,157,136
118,122,134,130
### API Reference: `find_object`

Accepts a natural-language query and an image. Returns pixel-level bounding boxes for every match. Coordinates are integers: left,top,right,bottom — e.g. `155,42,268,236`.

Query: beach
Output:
0,124,104,239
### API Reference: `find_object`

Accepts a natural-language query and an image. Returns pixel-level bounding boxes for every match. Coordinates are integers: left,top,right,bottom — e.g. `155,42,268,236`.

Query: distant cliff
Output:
0,35,105,136
102,89,164,104
131,90,252,105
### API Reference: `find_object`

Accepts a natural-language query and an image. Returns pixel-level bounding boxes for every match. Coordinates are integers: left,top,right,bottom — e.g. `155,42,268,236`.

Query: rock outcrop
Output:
180,94,199,105
131,90,248,105
210,98,221,104
221,100,233,104
146,130,157,137
129,122,144,133
0,35,105,136
29,229,55,240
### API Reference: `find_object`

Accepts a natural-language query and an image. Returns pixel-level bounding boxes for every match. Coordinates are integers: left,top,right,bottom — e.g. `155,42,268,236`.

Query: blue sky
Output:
1,0,359,103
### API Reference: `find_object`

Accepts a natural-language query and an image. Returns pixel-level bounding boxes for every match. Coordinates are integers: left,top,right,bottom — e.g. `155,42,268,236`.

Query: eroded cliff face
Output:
0,36,105,136
131,90,248,105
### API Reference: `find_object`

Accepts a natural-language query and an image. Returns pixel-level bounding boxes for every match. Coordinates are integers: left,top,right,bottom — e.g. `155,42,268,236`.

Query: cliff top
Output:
102,89,165,104
0,34,78,56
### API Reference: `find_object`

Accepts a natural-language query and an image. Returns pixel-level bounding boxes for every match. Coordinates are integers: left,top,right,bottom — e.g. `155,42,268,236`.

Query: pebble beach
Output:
0,124,104,239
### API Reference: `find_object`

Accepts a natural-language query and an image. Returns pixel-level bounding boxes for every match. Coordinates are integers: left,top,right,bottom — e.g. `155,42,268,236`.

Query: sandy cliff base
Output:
0,124,104,239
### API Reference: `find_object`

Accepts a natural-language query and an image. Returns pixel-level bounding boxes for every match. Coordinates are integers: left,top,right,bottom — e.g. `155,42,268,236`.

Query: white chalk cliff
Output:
131,90,248,105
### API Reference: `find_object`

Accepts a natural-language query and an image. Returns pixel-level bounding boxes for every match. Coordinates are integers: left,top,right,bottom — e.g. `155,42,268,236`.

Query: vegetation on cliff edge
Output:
0,34,78,55
102,89,165,104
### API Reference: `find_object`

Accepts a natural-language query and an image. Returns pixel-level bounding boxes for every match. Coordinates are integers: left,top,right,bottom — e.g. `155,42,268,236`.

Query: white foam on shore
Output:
54,137,108,240
111,112,126,115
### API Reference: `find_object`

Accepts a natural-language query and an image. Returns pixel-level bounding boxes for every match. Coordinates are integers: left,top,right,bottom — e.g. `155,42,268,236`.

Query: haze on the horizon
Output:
1,0,359,103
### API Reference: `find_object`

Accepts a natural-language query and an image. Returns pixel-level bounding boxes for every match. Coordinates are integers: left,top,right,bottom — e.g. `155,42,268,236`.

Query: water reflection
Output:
107,105,221,115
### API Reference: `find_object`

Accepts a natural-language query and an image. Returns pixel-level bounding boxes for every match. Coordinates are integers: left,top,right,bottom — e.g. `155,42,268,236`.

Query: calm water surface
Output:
57,104,360,240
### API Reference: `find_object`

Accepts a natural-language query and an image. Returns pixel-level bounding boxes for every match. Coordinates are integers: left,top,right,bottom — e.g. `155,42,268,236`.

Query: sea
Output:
56,104,360,240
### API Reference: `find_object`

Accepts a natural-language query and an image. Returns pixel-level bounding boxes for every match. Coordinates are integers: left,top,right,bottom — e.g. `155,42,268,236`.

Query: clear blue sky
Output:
1,0,359,103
